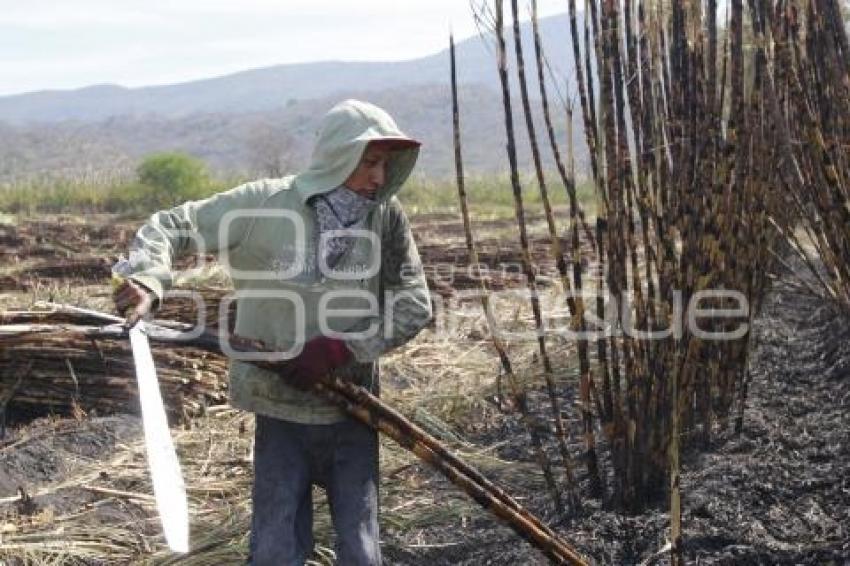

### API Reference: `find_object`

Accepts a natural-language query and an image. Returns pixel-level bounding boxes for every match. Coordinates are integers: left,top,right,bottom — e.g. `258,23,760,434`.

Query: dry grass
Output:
0,264,565,565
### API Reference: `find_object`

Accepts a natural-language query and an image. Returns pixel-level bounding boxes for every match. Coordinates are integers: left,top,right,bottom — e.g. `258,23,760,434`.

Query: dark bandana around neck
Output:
311,186,378,269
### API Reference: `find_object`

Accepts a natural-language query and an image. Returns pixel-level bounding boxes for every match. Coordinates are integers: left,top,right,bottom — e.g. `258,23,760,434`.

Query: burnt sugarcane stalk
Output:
514,0,603,499
567,0,599,185
450,31,566,516
2,308,588,565
529,0,595,248
321,379,586,564
605,0,650,508
494,0,580,508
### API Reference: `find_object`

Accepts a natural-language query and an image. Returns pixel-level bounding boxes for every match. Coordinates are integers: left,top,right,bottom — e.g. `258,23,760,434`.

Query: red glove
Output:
280,336,352,389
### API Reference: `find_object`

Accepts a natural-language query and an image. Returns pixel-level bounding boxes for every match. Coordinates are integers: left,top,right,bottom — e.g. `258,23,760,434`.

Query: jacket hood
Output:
293,99,420,204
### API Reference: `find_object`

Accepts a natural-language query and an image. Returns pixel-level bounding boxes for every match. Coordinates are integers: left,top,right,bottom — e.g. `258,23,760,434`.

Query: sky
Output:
1,0,569,97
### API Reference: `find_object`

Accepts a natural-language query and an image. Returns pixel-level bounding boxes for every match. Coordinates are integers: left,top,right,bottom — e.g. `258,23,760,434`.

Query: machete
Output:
129,320,189,553
112,265,189,553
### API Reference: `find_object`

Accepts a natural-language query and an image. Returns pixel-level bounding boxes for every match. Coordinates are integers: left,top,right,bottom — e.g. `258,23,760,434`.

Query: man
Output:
114,99,433,565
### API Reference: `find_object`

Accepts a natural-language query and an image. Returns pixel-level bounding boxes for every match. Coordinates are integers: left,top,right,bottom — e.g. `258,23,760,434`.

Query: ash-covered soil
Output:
0,415,153,538
384,284,850,565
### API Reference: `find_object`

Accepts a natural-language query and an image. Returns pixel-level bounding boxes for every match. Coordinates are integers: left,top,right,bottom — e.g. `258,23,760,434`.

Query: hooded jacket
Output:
125,100,432,424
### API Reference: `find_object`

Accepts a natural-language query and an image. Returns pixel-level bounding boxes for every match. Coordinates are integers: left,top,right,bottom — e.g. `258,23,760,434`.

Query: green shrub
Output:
135,152,211,208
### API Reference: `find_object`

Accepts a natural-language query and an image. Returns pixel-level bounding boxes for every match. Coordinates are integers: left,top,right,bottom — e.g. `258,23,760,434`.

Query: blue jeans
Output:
248,415,381,565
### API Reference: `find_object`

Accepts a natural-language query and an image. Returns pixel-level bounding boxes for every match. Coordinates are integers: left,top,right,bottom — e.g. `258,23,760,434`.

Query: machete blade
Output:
129,321,189,553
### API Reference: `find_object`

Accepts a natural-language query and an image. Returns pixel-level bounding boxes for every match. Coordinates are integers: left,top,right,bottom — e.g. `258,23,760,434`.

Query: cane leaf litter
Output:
2,0,850,563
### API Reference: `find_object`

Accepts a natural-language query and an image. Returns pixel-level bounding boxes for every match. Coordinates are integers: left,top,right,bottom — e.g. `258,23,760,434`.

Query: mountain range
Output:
0,13,590,183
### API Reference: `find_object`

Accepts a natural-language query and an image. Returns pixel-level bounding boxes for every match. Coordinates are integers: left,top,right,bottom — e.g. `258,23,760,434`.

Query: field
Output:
0,207,847,565
3,1,850,563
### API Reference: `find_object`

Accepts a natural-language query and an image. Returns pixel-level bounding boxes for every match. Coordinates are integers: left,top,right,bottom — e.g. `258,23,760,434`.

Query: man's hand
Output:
280,336,352,390
113,279,155,327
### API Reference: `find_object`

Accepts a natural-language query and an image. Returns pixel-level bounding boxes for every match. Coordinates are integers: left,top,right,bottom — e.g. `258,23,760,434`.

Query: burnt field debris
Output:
1,212,847,563
461,0,849,562
1,0,850,563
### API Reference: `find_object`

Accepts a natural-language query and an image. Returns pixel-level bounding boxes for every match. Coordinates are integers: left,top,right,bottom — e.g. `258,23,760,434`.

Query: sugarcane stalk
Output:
529,0,597,415
568,0,600,185
516,0,602,499
529,2,595,248
450,30,565,516
669,356,682,566
493,0,582,508
320,381,585,564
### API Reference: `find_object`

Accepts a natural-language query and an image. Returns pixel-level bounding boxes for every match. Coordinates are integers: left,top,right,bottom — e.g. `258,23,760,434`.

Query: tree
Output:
136,152,210,207
245,123,294,178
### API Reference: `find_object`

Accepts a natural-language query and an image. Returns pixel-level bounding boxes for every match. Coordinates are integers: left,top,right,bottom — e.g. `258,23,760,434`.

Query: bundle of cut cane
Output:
0,309,228,421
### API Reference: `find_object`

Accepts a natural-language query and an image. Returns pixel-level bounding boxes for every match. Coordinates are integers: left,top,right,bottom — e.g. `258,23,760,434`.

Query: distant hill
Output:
0,14,591,182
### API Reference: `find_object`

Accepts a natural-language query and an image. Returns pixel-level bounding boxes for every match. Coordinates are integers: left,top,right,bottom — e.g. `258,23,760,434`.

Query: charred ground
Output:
0,214,847,565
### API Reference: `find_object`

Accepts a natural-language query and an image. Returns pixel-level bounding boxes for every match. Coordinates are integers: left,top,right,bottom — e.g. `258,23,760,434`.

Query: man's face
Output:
343,144,391,200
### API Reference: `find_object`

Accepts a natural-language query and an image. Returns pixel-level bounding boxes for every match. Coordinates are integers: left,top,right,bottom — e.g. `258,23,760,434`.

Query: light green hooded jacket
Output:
126,99,432,424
